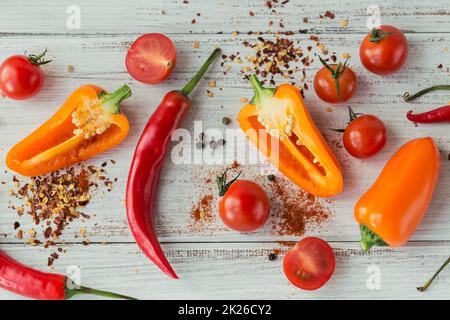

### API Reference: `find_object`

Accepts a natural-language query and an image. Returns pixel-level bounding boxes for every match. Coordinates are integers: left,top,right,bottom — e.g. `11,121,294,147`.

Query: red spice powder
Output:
191,194,214,221
261,176,331,236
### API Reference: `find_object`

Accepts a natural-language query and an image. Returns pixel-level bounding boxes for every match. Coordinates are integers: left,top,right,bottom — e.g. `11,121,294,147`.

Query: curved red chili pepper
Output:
407,106,450,123
0,250,136,299
126,48,221,278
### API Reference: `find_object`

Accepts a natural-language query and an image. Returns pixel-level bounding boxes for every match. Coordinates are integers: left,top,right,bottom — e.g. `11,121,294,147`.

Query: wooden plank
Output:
0,0,449,35
0,242,449,299
0,33,449,243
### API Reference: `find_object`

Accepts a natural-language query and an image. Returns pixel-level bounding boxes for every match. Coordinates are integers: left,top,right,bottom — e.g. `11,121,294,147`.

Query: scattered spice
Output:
191,194,214,223
267,174,275,181
222,117,231,125
341,19,348,28
66,65,74,72
268,252,277,261
8,164,114,266
240,97,249,103
343,52,351,59
192,41,200,49
264,176,332,236
208,80,216,88
207,90,214,97
324,11,335,19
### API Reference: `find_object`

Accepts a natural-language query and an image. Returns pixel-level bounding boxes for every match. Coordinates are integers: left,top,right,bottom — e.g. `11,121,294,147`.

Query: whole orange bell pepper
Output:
6,84,131,177
355,137,440,252
238,75,343,197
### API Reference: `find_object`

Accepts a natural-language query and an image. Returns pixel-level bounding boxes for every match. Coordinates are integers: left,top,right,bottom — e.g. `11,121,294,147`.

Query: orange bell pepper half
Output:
355,137,440,251
238,75,343,197
6,84,131,177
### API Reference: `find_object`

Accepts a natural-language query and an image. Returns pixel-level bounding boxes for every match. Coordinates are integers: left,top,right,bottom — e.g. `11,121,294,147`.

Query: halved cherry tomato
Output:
342,108,386,158
314,57,357,103
283,237,335,291
0,49,50,100
217,170,270,232
125,33,176,84
360,25,408,75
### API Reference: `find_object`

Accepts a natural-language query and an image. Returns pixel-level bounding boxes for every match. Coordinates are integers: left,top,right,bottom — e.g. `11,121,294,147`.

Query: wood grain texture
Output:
0,0,449,299
0,0,449,34
0,33,448,243
0,242,449,300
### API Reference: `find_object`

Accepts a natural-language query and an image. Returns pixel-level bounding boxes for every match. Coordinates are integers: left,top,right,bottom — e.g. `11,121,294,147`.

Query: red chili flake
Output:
324,11,335,19
437,64,443,69
249,11,255,16
303,17,309,23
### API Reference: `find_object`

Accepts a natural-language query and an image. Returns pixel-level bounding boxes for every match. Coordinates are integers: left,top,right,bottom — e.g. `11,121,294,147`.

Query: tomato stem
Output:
369,28,394,43
181,48,221,96
26,48,52,66
417,256,450,292
216,168,241,197
330,107,362,133
403,85,450,102
318,56,350,98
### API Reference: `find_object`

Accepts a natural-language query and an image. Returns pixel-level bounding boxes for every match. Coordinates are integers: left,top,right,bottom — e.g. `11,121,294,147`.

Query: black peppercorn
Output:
268,253,277,261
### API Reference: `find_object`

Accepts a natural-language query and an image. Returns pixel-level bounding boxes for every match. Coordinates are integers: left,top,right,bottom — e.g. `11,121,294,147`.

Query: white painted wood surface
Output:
0,0,449,299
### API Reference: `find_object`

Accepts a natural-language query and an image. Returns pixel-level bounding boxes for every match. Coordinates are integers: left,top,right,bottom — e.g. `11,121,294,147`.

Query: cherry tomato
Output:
314,58,357,103
0,49,50,100
283,237,335,291
343,113,386,159
218,178,270,232
360,25,408,75
126,33,176,84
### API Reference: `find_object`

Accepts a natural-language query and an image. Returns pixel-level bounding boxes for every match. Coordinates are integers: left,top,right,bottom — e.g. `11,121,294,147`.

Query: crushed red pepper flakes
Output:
324,11,335,19
7,164,116,266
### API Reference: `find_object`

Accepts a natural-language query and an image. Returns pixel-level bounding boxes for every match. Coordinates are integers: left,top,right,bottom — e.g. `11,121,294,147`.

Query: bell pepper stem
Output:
403,85,450,102
65,282,137,300
417,256,450,292
99,84,132,114
359,224,387,253
181,48,221,96
249,74,275,105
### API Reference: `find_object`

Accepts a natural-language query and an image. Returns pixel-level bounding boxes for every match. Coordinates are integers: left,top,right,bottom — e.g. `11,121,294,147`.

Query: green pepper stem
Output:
403,85,450,102
65,284,137,300
249,74,275,105
181,48,221,96
359,224,388,253
417,256,450,292
99,84,132,114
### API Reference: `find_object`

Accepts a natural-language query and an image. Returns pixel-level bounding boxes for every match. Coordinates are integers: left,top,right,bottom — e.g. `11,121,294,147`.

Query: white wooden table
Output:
0,0,449,299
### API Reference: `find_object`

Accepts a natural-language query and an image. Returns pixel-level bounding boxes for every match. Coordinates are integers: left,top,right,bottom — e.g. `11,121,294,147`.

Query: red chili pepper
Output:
126,48,221,279
0,250,136,300
407,106,450,123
